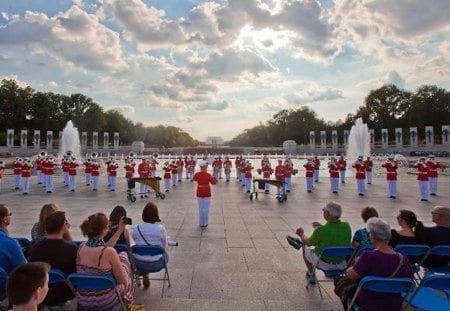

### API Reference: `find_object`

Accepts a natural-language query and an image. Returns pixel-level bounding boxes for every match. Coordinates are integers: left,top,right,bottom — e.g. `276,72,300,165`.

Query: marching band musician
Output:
105,157,113,187
68,157,79,192
243,160,253,193
381,156,398,199
149,155,158,178
21,158,32,195
186,156,196,181
414,157,429,201
426,154,440,196
262,158,273,193
303,158,315,193
90,159,100,191
13,157,22,190
176,157,184,183
184,156,189,179
193,160,217,228
328,157,339,194
212,157,220,180
124,157,136,188
138,158,150,197
239,159,247,187
217,156,223,179
352,155,367,196
284,159,293,192
364,156,373,185
275,159,286,198
337,155,347,184
162,161,172,193
170,160,178,186
0,160,4,192
109,159,119,191
83,158,92,186
35,152,45,184
44,156,56,193
61,155,70,187
312,156,320,183
223,156,233,182
235,156,242,181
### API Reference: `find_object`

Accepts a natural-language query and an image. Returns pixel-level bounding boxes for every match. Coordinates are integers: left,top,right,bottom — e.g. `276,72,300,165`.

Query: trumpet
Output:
66,150,73,157
39,151,47,157
128,152,136,159
90,152,98,159
0,160,5,167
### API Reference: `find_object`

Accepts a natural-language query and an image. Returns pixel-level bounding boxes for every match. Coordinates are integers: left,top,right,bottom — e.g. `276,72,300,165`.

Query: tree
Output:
0,79,34,130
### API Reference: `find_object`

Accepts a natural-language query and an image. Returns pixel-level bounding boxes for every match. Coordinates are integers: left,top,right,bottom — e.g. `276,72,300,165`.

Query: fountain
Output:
346,118,371,165
58,120,82,160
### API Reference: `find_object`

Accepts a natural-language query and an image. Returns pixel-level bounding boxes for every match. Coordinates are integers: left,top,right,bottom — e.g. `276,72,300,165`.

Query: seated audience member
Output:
132,202,170,288
30,203,72,242
288,202,351,284
422,205,450,267
7,262,50,311
352,206,379,248
344,218,413,311
103,205,131,248
0,204,27,274
28,211,78,306
389,210,425,248
76,213,134,310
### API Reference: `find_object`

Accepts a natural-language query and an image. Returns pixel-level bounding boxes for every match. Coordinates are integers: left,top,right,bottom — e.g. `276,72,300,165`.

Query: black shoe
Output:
430,193,436,196
307,190,312,193
70,189,75,192
359,193,364,196
286,235,302,250
421,198,428,201
333,191,338,194
390,196,396,199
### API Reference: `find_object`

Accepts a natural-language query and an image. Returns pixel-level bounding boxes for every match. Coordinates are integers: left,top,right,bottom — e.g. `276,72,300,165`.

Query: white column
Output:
93,132,98,149
343,130,350,145
7,129,14,147
381,128,388,148
20,130,28,149
47,131,53,150
331,130,338,149
34,130,41,150
82,132,88,147
442,125,450,146
425,126,434,146
320,131,326,149
410,127,418,147
114,132,120,150
103,132,109,149
395,128,402,148
309,131,315,148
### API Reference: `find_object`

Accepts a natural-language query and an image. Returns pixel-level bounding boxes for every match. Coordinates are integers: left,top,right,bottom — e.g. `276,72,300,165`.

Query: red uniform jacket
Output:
68,162,78,176
352,162,366,179
364,160,373,172
313,158,320,170
275,164,285,180
304,163,314,177
426,161,440,178
193,171,217,197
138,162,150,177
381,161,398,180
415,162,429,181
21,163,32,178
328,163,339,178
91,162,100,176
338,159,347,171
124,163,135,179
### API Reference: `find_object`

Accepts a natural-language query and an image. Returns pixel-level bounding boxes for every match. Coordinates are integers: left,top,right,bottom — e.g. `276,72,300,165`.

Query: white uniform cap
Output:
198,160,208,167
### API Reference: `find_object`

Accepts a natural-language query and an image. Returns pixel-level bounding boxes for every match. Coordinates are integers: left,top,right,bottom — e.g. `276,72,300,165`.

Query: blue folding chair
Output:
131,245,171,297
307,246,355,299
403,273,450,311
0,267,7,311
348,245,375,266
13,237,32,253
394,244,430,280
422,245,450,274
42,269,75,310
347,276,415,311
67,273,126,311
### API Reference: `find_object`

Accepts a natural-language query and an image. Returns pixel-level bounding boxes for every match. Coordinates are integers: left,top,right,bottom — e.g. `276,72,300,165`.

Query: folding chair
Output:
13,237,32,254
131,245,171,297
43,269,75,310
394,244,430,281
307,246,355,299
348,245,375,266
421,245,450,274
67,273,127,311
403,273,450,311
347,276,415,311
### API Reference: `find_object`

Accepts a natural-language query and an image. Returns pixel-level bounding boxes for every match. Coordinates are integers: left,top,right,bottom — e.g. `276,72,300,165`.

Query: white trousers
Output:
418,180,429,200
285,177,292,191
69,175,76,191
46,175,54,192
314,170,319,182
85,173,91,185
110,176,117,191
339,170,346,183
91,176,99,190
366,171,372,184
429,177,438,194
172,174,177,186
357,179,365,195
306,177,314,192
164,178,170,191
37,170,42,184
245,177,252,192
197,197,211,226
140,182,149,194
387,180,397,197
225,172,231,182
218,168,223,179
22,177,30,193
63,172,69,186
330,177,339,193
14,175,21,188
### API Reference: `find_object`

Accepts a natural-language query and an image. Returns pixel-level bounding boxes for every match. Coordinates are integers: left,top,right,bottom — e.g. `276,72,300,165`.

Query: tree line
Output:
1,79,449,147
0,79,199,147
229,84,450,146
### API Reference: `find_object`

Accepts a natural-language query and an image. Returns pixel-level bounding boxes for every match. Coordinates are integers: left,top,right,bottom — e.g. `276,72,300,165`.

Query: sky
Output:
0,0,449,142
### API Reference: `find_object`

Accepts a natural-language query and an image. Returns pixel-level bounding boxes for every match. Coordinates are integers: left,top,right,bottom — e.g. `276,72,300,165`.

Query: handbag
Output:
129,303,145,311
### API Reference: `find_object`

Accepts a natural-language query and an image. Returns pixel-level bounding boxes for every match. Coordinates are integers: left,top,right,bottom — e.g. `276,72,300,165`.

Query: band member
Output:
364,156,373,184
109,159,119,191
0,160,4,192
212,157,220,180
312,156,320,183
381,156,398,198
35,154,44,184
243,160,253,193
150,155,159,178
163,161,171,193
83,158,92,186
193,160,217,228
217,156,223,179
61,156,70,187
44,157,56,193
262,159,273,193
303,158,315,193
170,160,178,186
352,156,366,196
21,158,32,195
414,157,429,201
223,156,232,182
124,157,136,188
235,156,242,181
176,157,184,182
275,159,286,198
337,155,347,184
68,157,79,192
426,154,440,196
138,158,150,197
13,157,23,190
284,159,293,192
186,156,196,181
105,157,113,187
90,159,100,191
328,157,339,194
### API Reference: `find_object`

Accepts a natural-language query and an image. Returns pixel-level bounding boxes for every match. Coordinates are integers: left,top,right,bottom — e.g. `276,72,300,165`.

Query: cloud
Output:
283,84,344,105
196,100,228,111
108,105,135,116
48,81,58,87
0,5,126,72
386,70,405,88
0,74,28,87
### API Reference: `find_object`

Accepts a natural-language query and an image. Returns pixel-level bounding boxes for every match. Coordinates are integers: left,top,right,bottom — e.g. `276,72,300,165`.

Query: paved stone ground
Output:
1,171,449,310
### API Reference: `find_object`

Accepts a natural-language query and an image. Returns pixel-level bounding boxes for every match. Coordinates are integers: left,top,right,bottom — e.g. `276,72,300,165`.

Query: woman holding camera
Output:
132,202,170,288
103,205,131,248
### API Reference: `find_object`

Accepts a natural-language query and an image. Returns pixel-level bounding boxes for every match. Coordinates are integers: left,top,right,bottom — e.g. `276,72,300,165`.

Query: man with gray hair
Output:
422,205,450,267
287,201,351,283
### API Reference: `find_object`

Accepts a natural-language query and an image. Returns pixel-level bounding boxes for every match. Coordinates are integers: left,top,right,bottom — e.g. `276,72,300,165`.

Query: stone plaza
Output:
1,168,449,310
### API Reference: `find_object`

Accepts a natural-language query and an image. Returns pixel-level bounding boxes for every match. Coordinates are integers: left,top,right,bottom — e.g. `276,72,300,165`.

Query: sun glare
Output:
238,25,290,51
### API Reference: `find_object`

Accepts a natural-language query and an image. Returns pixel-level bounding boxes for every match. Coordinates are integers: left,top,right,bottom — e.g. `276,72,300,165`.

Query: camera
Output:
123,217,132,225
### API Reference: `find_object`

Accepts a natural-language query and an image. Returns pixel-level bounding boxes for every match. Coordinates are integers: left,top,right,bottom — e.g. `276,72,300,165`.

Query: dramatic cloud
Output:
284,84,344,105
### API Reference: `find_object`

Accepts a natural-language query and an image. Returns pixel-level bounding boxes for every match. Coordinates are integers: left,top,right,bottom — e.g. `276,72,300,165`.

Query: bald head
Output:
432,206,450,227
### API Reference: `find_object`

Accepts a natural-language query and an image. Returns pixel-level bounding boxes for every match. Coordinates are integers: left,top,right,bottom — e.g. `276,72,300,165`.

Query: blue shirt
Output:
0,229,27,274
